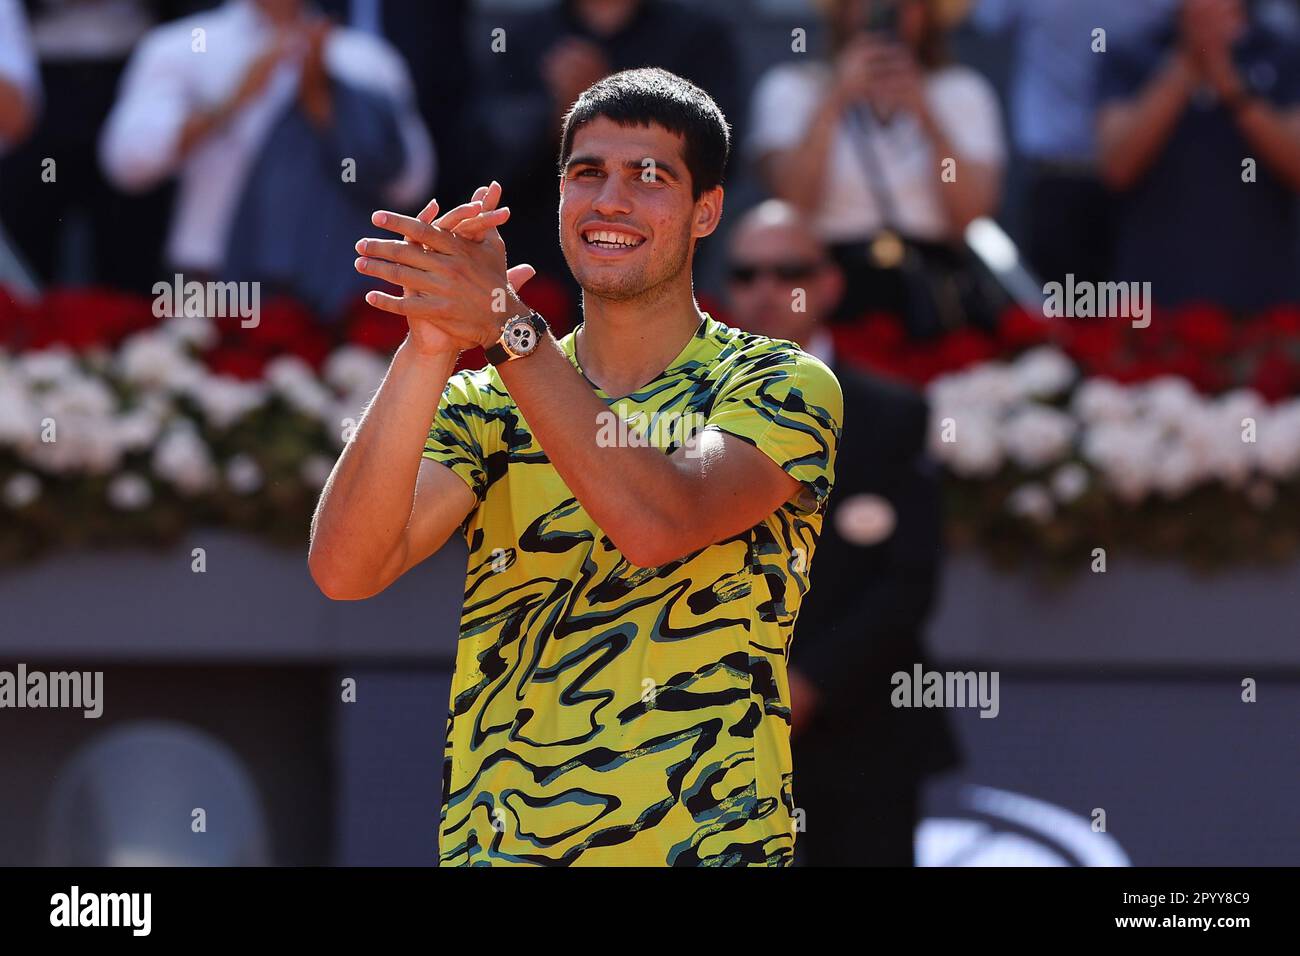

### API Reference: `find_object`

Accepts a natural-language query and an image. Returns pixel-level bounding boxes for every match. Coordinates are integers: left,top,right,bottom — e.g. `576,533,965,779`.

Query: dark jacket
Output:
793,362,961,780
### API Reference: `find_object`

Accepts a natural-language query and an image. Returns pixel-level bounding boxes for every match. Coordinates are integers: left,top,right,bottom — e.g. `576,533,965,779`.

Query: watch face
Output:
504,315,538,356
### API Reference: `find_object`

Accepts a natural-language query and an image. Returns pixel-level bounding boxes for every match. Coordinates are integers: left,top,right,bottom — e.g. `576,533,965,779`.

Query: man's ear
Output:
692,186,724,240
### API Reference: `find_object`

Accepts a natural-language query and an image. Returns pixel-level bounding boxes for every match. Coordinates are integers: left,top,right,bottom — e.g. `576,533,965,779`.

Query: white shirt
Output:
30,0,155,61
747,60,1006,243
98,0,434,272
0,0,40,153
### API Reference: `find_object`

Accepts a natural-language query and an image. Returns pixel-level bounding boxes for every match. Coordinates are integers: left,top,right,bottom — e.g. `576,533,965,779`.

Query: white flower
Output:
107,472,153,511
1010,346,1075,400
112,402,168,452
185,375,267,429
323,346,388,396
1072,378,1133,424
1050,462,1089,503
1255,400,1300,479
19,410,122,475
18,348,78,386
2,471,40,508
299,454,335,490
152,421,217,495
117,331,205,392
224,453,263,494
266,356,334,420
161,313,218,349
1000,405,1076,470
0,379,37,444
1151,442,1201,498
1006,482,1054,523
1137,376,1199,429
934,410,1002,477
1082,421,1161,504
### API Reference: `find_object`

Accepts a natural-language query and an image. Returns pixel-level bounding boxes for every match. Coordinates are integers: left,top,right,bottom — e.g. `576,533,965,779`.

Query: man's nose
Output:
591,177,633,216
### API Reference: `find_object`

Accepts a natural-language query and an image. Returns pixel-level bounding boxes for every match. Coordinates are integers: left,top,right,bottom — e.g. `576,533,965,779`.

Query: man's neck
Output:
574,286,704,398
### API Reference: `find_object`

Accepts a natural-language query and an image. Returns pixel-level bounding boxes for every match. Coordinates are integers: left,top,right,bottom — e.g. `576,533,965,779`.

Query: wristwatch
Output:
486,309,548,365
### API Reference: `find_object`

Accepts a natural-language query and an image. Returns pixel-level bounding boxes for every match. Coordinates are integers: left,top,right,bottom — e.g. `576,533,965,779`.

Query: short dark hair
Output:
557,67,731,200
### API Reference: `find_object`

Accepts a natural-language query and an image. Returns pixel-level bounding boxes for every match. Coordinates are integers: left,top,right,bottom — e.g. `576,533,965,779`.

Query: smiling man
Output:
309,68,843,866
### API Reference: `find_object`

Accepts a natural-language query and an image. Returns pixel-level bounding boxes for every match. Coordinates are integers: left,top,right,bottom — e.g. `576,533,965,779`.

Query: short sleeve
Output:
422,371,488,505
704,346,843,516
926,68,1007,167
745,62,825,160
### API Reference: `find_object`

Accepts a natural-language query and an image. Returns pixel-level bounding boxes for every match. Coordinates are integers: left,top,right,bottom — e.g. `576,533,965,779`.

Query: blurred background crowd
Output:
1,0,1298,868
3,0,1298,325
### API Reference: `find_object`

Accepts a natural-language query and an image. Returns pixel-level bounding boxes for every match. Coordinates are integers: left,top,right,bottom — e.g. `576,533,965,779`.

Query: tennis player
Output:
310,67,843,866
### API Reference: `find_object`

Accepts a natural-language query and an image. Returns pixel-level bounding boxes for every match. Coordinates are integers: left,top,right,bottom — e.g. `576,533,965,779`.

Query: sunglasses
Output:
727,260,823,284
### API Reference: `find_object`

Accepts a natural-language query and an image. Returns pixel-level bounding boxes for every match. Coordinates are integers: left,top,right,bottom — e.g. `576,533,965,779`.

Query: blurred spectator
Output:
315,0,477,205
1097,0,1300,311
0,1,190,293
726,199,959,866
470,0,743,303
748,0,1006,337
99,0,434,320
0,0,40,151
971,0,1176,285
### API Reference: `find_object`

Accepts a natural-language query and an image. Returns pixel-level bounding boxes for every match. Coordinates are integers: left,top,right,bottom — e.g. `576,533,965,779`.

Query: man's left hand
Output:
355,183,536,350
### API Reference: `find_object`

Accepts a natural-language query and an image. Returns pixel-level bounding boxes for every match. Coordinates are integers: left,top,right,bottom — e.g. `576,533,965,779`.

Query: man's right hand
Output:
1179,0,1247,77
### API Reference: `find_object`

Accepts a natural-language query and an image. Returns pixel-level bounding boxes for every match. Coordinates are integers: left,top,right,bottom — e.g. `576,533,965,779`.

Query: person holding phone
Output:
747,0,1006,336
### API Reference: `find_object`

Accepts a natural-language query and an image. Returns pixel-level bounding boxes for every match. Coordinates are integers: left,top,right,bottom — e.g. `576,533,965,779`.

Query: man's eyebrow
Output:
624,157,681,180
564,154,605,172
563,154,682,180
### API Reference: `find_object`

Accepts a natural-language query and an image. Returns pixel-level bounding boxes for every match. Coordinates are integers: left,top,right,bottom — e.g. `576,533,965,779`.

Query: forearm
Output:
495,333,691,566
917,109,1000,233
763,95,843,214
0,79,33,143
1234,102,1300,192
1097,53,1196,189
309,336,459,596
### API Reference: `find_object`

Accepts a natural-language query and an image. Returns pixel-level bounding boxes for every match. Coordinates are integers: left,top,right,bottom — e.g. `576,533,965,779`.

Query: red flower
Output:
997,305,1052,350
239,296,316,350
935,328,997,374
205,346,268,381
1169,303,1234,354
1063,319,1125,373
1251,352,1299,402
343,295,408,353
519,272,578,338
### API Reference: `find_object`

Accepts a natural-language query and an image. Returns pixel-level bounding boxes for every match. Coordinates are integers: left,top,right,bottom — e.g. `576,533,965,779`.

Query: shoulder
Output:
752,60,832,110
442,364,509,409
926,64,1001,108
707,318,843,411
326,27,412,91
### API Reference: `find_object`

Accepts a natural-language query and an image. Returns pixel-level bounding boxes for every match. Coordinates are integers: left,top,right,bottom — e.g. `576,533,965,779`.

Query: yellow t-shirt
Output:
423,312,843,866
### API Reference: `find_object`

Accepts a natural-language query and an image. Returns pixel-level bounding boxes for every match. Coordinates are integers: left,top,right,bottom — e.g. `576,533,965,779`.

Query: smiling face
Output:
558,116,721,303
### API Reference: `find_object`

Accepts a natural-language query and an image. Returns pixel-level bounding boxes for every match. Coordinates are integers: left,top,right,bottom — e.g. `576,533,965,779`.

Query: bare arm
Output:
915,107,1001,232
1233,103,1300,192
0,77,33,144
1097,52,1197,190
494,331,804,568
308,338,475,600
758,92,845,215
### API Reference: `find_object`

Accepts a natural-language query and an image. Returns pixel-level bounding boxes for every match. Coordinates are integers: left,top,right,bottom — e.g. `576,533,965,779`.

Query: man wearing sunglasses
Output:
726,199,960,866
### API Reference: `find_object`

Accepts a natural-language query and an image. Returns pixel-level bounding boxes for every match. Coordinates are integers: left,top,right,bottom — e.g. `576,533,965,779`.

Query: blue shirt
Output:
1097,7,1300,310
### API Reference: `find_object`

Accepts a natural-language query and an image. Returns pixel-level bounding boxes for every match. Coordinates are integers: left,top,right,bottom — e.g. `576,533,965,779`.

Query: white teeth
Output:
584,229,643,247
